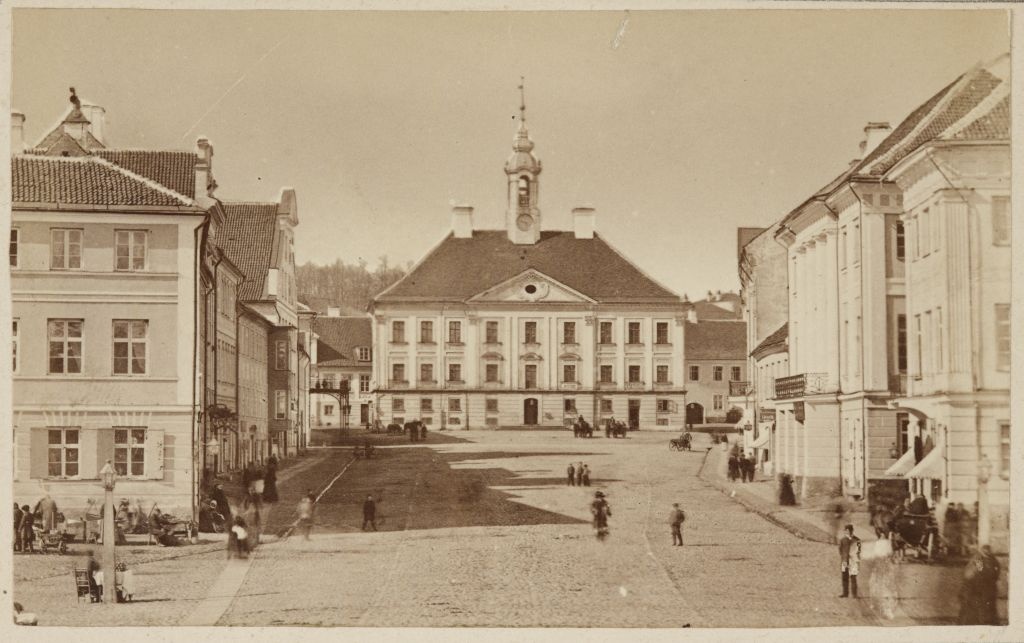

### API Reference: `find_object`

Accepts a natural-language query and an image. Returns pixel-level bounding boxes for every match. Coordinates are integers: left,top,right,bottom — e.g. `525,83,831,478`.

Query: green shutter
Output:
30,428,49,479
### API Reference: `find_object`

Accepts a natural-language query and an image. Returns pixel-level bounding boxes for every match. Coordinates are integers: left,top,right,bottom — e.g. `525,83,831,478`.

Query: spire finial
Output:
518,76,526,124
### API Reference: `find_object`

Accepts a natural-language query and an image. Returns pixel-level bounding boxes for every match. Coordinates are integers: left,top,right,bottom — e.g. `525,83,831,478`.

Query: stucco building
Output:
312,312,374,430
369,100,688,430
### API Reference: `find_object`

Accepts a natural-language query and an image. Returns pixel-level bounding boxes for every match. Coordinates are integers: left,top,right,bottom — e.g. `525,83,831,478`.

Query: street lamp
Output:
977,453,993,547
99,460,118,603
682,388,689,429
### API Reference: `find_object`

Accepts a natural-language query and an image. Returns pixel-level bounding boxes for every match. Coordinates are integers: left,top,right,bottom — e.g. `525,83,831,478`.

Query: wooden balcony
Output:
728,380,750,397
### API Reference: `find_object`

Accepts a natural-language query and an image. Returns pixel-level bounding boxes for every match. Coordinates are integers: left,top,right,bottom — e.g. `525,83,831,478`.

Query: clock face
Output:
516,214,533,231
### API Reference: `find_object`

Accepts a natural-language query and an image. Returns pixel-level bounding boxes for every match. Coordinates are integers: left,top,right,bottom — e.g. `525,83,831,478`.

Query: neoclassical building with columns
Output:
369,104,688,430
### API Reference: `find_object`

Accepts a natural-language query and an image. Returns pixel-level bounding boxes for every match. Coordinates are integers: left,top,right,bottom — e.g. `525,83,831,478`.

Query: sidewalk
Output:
698,443,1007,625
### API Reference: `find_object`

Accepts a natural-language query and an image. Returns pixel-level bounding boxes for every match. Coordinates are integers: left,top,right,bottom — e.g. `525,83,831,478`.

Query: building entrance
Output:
524,398,539,425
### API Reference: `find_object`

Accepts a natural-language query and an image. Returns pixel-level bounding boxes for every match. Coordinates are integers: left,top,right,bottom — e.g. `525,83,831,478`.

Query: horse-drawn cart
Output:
669,433,693,451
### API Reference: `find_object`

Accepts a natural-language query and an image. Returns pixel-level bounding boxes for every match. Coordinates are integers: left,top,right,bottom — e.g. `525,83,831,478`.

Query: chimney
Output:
861,122,891,157
11,111,25,154
327,307,341,317
572,206,596,239
687,308,698,323
452,204,473,239
194,137,215,201
80,103,106,145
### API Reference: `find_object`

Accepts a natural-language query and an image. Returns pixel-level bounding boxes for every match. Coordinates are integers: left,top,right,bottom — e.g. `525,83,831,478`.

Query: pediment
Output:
467,269,595,304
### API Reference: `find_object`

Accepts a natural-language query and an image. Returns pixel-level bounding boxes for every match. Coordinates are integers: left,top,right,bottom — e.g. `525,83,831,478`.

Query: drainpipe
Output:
211,253,224,469
191,215,210,524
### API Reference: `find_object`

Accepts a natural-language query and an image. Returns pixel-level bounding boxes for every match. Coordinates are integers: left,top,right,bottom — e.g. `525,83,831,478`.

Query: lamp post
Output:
682,388,689,429
977,453,993,547
99,460,118,603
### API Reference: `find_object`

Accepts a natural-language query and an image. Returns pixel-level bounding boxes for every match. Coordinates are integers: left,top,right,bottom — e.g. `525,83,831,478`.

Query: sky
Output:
11,9,1011,300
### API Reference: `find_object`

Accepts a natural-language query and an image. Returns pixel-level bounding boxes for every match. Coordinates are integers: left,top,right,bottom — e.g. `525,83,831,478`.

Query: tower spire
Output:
518,76,526,124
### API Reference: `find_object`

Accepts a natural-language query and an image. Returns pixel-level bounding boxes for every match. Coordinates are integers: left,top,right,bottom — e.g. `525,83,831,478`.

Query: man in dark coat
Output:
959,545,1001,624
419,422,427,441
14,504,24,552
838,524,862,598
362,495,377,531
567,463,576,486
727,454,739,481
211,483,233,524
669,503,686,546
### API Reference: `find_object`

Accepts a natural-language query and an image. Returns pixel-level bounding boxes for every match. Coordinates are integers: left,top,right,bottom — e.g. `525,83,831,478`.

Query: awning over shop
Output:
885,448,916,476
906,446,946,479
748,430,770,449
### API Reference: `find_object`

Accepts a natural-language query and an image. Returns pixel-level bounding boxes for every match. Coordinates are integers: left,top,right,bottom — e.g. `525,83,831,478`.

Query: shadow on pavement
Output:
270,448,595,535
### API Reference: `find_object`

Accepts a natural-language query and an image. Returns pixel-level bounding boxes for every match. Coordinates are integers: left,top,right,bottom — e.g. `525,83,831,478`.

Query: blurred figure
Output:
943,503,961,557
34,492,59,532
959,545,1001,625
13,504,24,552
362,495,377,531
778,474,797,506
13,602,38,626
296,495,314,540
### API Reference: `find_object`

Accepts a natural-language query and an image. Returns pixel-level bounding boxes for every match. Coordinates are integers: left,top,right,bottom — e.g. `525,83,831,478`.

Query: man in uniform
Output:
838,524,862,598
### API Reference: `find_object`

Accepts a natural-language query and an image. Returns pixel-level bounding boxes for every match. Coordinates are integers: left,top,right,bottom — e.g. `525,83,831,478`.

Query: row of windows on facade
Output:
389,362,740,384
390,320,674,346
9,229,148,271
317,373,371,392
387,397,679,414
44,427,147,479
11,319,149,375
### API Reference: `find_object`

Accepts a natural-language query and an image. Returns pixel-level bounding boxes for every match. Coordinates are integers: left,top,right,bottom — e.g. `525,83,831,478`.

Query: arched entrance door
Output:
524,398,539,425
686,402,704,426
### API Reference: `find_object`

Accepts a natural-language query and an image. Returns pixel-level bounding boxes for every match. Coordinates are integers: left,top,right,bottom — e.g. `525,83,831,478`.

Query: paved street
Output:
220,430,879,627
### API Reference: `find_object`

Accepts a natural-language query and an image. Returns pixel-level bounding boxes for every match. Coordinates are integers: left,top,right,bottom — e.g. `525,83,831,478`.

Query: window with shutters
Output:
657,399,671,413
50,229,83,270
114,428,146,477
48,319,83,374
113,320,148,375
48,428,79,477
115,230,148,271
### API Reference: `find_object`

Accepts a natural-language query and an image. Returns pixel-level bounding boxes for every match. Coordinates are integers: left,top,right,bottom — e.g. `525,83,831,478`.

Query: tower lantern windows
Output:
518,176,530,208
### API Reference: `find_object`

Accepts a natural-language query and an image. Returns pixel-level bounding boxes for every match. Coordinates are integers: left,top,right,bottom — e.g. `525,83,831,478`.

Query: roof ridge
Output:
90,155,196,207
97,148,197,155
222,200,279,206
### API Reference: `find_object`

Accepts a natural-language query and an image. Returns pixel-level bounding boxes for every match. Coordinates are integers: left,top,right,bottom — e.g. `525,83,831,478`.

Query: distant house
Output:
312,311,374,430
683,319,747,425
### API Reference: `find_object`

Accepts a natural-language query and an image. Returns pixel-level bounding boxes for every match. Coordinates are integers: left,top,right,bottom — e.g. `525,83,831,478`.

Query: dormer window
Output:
356,347,371,362
517,176,530,208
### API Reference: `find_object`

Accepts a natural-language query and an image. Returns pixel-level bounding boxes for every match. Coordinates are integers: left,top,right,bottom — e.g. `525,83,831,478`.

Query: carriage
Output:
572,420,594,438
669,433,693,451
606,420,628,438
872,509,941,562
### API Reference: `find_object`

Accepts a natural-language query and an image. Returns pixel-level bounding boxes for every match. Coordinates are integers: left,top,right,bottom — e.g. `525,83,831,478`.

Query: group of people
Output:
566,462,592,487
407,420,427,442
13,493,60,553
727,451,757,483
943,501,980,557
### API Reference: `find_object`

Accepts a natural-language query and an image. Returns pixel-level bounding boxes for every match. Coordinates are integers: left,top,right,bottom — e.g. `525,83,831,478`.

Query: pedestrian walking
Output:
420,422,427,441
230,516,249,558
591,491,611,540
959,545,1001,625
669,503,686,546
567,463,576,486
13,504,23,553
838,524,862,598
263,456,279,503
362,495,378,531
582,464,591,487
727,454,739,481
34,492,59,532
575,462,584,486
943,503,961,556
296,495,314,540
211,483,232,525
19,505,34,553
779,474,797,506
84,549,102,602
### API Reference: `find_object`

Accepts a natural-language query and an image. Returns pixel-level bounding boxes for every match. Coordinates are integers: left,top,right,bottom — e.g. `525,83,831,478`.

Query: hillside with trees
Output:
297,256,407,314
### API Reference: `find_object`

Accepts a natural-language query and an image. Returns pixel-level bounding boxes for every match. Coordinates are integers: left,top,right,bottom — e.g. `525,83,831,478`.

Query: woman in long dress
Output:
591,492,611,540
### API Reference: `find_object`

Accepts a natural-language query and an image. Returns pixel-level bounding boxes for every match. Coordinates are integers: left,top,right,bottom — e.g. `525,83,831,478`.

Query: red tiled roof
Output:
375,230,680,304
751,323,787,359
684,320,747,360
94,150,197,199
219,202,278,301
314,316,373,365
11,155,197,208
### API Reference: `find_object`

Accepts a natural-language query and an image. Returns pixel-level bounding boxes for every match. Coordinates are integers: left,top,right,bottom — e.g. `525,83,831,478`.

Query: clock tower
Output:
505,78,542,245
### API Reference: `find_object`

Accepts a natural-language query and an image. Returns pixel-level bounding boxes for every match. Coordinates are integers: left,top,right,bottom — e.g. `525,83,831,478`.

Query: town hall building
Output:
369,97,688,430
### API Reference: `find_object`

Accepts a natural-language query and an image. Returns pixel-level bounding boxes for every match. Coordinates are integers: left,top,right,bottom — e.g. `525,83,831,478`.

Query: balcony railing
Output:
888,373,908,395
729,380,750,397
774,372,830,399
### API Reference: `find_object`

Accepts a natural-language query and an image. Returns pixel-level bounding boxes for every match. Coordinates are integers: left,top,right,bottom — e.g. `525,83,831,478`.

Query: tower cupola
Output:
505,78,542,245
